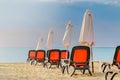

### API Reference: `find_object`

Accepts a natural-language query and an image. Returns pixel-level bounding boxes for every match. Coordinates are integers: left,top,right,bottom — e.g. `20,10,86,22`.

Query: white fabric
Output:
62,22,72,48
36,37,43,50
79,10,95,73
79,9,94,46
46,30,54,50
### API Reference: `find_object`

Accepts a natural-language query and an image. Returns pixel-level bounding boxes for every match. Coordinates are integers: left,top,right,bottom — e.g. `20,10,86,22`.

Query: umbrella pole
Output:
66,48,68,59
90,46,94,73
92,61,94,73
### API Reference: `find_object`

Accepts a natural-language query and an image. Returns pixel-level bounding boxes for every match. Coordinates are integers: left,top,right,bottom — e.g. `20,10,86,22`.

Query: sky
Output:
0,0,120,48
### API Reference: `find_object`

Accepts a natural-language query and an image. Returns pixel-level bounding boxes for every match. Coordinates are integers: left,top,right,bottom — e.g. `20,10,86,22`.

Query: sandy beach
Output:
0,61,120,80
0,61,116,80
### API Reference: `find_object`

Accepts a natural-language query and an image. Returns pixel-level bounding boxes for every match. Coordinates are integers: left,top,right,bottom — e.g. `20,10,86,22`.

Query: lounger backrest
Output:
61,50,69,59
71,46,90,66
113,46,120,65
36,50,45,60
29,50,36,59
48,49,61,62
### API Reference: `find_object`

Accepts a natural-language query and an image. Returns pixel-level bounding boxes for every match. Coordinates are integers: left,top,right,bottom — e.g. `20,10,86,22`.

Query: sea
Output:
0,47,116,63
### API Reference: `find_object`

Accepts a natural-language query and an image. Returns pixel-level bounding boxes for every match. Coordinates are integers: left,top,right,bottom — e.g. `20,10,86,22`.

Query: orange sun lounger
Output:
101,46,120,73
101,46,120,80
27,50,36,61
60,50,70,74
36,50,46,67
60,50,69,59
27,50,37,64
47,49,61,68
70,46,92,76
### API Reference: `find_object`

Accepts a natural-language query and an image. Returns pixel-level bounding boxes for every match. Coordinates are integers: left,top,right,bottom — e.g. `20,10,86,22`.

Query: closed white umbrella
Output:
79,9,95,72
62,22,72,49
80,10,94,46
36,37,43,50
46,29,54,50
61,22,72,70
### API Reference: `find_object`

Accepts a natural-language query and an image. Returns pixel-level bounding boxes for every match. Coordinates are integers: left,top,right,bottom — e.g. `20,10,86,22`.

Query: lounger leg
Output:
49,63,52,68
101,63,105,68
26,58,30,62
83,69,85,74
103,65,107,72
71,68,76,77
43,62,45,67
57,63,59,68
66,66,69,74
105,71,113,80
88,69,92,76
108,64,111,69
105,71,109,80
45,63,48,68
111,72,118,80
45,62,48,68
62,66,65,74
80,69,83,73
60,63,62,68
30,60,34,65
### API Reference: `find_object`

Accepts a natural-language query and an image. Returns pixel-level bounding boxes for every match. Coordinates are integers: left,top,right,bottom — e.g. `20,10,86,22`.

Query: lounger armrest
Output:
102,62,112,66
101,62,112,72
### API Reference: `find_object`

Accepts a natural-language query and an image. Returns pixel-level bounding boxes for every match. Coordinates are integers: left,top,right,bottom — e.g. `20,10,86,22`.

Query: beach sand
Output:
0,61,119,80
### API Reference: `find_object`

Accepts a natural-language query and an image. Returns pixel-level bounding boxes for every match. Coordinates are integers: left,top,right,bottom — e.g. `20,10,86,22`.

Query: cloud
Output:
71,0,120,6
5,0,119,6
35,0,120,6
100,0,120,6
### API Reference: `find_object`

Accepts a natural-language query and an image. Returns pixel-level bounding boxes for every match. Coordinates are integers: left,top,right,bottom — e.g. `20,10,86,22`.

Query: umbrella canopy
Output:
62,22,72,49
46,29,54,50
79,9,95,72
36,37,43,50
79,9,94,46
